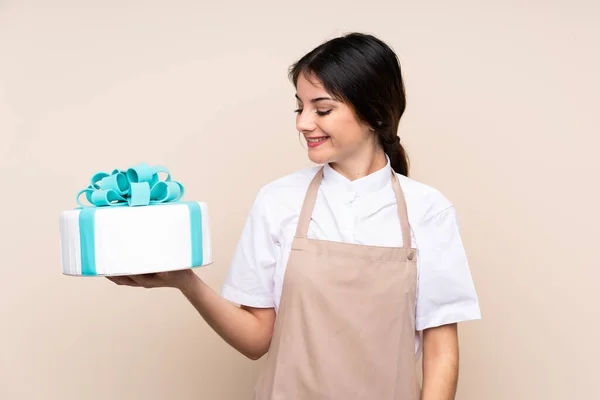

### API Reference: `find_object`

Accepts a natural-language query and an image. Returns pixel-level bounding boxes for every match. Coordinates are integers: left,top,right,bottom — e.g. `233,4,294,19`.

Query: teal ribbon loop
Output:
76,163,185,207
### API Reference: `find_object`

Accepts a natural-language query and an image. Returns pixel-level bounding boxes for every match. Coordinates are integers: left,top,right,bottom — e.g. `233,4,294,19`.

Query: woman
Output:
109,32,481,399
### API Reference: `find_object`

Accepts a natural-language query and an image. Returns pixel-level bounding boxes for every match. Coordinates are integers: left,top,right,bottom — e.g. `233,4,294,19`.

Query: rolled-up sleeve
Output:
221,188,278,308
415,206,481,331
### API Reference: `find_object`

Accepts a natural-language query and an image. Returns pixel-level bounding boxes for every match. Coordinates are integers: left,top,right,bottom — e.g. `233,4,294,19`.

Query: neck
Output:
329,147,387,181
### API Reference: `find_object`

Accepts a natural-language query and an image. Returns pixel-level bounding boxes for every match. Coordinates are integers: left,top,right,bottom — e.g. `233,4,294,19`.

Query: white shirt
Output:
221,157,481,354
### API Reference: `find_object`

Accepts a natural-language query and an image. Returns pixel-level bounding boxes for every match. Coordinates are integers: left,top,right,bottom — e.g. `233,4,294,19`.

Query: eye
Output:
293,108,332,116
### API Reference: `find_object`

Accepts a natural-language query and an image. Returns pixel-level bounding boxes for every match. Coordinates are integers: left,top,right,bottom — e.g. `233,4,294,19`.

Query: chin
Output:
307,149,334,165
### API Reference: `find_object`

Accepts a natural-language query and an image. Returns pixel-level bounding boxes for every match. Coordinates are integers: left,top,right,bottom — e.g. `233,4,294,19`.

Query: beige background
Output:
1,1,598,399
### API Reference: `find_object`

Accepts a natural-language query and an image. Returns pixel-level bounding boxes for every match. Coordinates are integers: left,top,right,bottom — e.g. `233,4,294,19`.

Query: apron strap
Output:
295,167,324,239
390,170,413,248
295,166,413,248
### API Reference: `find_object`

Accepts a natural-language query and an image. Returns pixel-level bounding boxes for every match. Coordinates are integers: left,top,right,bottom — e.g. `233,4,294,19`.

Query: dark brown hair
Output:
288,32,410,176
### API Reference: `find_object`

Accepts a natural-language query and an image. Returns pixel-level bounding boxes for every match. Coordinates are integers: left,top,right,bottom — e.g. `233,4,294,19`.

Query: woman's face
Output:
295,72,374,166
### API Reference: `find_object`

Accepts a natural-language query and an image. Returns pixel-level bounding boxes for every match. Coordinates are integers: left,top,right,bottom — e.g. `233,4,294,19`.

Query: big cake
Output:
59,163,212,276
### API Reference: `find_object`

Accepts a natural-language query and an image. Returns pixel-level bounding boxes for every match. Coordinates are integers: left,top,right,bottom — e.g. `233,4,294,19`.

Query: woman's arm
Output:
179,272,276,360
109,270,276,361
421,323,459,400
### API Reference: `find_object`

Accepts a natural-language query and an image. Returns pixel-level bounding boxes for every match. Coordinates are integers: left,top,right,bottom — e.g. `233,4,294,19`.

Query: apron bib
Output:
253,167,420,400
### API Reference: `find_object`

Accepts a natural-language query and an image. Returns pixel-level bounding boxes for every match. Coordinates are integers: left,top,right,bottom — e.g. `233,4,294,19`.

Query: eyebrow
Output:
295,94,337,103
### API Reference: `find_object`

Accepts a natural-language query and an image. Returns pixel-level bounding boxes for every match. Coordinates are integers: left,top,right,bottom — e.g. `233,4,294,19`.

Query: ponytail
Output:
377,124,410,177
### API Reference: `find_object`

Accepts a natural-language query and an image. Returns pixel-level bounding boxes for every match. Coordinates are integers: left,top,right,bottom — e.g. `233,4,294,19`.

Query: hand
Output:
106,268,197,291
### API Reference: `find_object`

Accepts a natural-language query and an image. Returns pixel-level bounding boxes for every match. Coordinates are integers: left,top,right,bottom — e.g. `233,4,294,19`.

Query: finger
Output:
106,276,136,286
106,276,141,287
128,273,158,288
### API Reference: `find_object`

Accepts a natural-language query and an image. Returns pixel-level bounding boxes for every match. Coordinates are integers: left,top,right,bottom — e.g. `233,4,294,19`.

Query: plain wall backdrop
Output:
1,1,598,399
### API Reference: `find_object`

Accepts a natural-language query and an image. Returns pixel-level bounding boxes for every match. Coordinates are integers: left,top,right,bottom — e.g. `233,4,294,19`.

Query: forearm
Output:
179,274,273,360
421,351,458,399
421,324,459,400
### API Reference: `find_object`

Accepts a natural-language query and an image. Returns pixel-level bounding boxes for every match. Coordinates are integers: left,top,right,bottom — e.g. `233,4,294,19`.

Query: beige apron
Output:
253,167,420,400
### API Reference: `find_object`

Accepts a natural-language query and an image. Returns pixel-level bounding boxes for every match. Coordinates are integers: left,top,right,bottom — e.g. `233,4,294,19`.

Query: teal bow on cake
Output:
76,163,185,207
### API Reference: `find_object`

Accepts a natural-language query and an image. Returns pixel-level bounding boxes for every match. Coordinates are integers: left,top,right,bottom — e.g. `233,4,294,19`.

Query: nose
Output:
296,110,317,134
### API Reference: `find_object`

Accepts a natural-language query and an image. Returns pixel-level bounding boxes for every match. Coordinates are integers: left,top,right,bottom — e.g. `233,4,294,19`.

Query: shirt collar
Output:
322,154,392,197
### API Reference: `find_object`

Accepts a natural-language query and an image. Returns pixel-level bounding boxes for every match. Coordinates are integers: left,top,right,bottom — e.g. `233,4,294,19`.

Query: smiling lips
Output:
306,136,329,148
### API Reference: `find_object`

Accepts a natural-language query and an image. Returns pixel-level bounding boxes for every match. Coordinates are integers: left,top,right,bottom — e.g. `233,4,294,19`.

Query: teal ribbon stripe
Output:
75,163,202,275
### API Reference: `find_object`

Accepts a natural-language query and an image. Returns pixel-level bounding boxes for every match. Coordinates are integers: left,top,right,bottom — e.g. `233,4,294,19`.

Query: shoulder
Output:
395,172,455,227
248,165,321,224
262,165,321,191
255,165,321,207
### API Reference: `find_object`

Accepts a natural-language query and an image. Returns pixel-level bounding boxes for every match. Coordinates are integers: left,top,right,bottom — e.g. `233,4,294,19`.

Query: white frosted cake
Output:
59,163,212,276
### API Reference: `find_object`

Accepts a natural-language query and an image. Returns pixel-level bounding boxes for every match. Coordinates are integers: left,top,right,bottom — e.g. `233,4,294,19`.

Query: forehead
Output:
295,73,331,100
